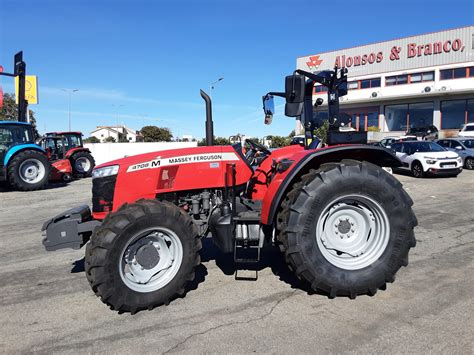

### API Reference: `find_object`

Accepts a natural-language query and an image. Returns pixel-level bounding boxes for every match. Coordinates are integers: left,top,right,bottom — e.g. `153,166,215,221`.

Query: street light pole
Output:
62,89,79,131
209,77,224,100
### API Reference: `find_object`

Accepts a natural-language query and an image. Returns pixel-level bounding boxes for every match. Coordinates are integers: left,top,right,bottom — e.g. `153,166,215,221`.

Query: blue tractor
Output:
0,121,50,190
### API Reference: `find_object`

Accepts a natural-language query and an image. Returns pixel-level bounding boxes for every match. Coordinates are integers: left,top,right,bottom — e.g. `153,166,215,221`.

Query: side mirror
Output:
284,74,305,117
262,94,275,125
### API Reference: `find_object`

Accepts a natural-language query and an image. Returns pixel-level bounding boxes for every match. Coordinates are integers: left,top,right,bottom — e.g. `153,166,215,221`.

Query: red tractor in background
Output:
45,131,95,177
42,68,416,314
38,134,73,182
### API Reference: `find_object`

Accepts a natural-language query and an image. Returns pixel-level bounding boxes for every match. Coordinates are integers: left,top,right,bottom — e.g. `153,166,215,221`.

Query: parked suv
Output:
406,125,438,141
391,141,462,178
436,138,474,170
458,123,474,138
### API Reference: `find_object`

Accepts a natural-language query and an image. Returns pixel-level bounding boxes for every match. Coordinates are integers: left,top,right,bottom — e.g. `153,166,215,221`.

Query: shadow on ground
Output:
70,237,314,301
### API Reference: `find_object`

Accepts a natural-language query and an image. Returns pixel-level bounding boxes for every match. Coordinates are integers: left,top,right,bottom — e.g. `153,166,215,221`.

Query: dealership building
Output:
296,26,474,139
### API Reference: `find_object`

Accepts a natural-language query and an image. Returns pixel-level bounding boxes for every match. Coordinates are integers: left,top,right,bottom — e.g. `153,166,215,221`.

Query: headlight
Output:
426,159,436,164
457,157,462,163
92,165,119,179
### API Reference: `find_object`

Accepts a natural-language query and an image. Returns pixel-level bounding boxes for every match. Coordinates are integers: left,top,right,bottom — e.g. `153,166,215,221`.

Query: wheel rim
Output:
18,158,46,184
466,158,473,170
316,194,390,270
75,157,91,173
119,227,183,293
412,163,422,177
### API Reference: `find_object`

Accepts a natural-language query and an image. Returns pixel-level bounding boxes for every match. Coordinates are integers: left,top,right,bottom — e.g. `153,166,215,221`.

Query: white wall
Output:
84,142,198,166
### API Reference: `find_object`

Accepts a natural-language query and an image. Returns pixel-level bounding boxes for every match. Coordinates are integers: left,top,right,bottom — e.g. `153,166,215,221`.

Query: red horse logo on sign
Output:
306,55,323,71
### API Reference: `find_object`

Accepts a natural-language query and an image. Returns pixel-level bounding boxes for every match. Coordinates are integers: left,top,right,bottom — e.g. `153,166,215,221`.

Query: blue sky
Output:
1,0,473,139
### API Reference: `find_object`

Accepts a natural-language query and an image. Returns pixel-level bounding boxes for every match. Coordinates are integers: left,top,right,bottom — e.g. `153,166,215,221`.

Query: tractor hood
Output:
94,145,231,170
91,144,253,218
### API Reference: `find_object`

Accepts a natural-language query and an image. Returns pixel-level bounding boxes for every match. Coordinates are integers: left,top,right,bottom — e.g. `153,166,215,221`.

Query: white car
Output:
390,141,463,178
458,123,474,138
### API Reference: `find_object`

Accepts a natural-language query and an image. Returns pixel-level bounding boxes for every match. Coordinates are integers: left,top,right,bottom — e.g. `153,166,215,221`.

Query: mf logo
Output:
306,55,323,71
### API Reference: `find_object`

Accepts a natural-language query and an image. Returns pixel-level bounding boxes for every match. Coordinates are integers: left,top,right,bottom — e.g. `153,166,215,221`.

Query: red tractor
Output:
42,68,416,313
38,134,73,182
45,131,95,177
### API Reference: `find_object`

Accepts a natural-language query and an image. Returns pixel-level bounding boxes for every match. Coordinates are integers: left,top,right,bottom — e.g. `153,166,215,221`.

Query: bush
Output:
104,136,116,143
84,136,100,143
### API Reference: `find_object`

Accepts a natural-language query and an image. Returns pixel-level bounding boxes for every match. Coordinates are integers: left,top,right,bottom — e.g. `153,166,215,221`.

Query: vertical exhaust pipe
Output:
200,89,214,146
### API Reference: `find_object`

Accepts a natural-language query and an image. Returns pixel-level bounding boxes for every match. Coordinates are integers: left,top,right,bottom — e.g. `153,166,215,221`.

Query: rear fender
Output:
261,145,401,225
4,144,46,166
65,147,91,158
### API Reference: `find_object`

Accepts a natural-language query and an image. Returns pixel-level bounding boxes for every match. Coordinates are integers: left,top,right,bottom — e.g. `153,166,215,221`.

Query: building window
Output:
347,78,381,90
386,71,434,86
440,67,471,80
468,99,474,123
409,102,434,128
340,107,379,131
410,71,434,83
385,102,434,131
386,74,408,86
348,81,359,90
385,104,408,130
315,85,327,93
441,99,474,129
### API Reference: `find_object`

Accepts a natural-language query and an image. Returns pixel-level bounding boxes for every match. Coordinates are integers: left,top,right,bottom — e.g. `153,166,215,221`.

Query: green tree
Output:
197,136,231,146
267,135,290,148
0,93,39,137
140,126,173,142
104,136,116,143
84,136,100,143
288,130,296,138
314,120,330,145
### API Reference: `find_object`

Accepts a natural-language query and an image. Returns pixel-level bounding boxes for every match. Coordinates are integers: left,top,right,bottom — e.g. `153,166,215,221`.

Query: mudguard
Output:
4,144,45,166
261,145,402,225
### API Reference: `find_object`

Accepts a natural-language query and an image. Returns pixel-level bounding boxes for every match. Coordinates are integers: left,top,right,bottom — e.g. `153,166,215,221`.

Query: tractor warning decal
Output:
126,152,239,173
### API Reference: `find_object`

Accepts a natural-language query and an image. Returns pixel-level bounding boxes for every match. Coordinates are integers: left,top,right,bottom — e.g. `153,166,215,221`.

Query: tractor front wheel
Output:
278,160,417,298
85,199,201,313
7,150,51,191
71,151,95,177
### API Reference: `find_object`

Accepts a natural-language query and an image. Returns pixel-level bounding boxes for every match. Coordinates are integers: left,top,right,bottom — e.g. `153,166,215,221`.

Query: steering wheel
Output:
244,139,271,165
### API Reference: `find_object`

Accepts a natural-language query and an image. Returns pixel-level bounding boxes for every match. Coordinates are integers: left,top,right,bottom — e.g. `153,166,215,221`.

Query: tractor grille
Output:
92,175,116,213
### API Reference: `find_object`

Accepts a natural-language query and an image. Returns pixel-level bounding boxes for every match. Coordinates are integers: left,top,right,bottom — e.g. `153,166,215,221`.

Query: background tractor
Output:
0,121,50,190
42,67,416,314
45,131,95,177
38,134,73,182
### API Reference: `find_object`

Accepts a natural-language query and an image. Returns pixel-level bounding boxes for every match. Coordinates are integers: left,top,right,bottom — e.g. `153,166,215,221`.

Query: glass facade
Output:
385,103,434,131
385,105,409,131
441,99,474,129
340,107,379,131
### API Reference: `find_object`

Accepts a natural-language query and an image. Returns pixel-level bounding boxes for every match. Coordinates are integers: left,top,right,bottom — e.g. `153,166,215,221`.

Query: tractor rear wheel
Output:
278,160,417,298
85,199,201,313
7,150,51,191
71,151,95,177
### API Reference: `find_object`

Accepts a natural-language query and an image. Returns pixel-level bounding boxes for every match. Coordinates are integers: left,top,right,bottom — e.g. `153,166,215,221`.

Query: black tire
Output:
277,160,417,299
7,150,51,191
465,157,474,170
85,199,201,313
71,151,95,177
411,161,424,178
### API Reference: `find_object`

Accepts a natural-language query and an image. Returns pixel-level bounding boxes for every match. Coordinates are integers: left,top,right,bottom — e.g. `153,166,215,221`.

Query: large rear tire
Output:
71,151,95,177
7,150,51,191
85,199,201,313
277,160,417,298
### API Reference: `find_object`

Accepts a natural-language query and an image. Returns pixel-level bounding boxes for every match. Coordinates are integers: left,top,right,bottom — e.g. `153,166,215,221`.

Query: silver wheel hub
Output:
317,195,390,270
19,158,45,183
120,228,183,292
75,157,91,173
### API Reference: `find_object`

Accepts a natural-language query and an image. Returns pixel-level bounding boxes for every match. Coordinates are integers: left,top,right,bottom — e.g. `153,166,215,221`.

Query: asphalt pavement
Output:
0,171,473,354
